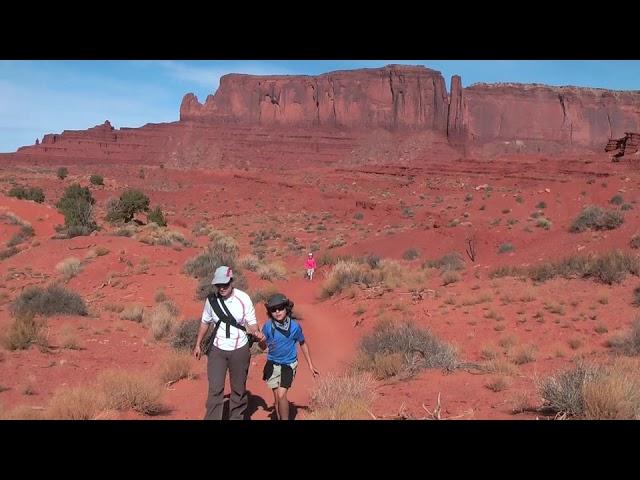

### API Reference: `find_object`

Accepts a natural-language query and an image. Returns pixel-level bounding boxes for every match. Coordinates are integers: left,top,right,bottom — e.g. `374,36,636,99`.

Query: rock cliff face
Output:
460,83,640,150
180,65,449,132
5,64,640,166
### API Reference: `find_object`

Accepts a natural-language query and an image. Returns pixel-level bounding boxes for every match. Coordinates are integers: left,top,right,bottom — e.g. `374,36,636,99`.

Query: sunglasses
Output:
215,282,232,289
268,304,287,313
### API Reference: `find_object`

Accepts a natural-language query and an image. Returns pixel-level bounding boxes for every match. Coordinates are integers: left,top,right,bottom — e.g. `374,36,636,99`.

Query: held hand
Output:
194,345,202,360
310,366,319,377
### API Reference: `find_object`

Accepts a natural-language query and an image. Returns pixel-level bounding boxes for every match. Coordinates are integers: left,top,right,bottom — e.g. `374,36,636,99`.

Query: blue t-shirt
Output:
262,317,305,365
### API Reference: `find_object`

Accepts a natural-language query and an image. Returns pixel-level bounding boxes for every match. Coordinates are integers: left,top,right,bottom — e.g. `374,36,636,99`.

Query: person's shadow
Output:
220,392,310,420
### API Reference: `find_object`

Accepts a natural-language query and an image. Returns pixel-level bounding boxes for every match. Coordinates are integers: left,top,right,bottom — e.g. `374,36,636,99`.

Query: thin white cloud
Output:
147,60,296,90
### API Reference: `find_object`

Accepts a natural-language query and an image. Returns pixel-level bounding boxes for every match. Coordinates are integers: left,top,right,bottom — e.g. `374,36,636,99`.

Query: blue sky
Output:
1,60,640,153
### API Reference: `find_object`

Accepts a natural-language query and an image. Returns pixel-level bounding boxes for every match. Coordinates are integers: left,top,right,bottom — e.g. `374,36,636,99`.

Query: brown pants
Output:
205,343,251,420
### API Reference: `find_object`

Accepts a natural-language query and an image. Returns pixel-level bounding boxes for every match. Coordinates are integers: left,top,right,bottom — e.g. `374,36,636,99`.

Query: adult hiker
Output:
193,265,263,420
259,293,319,420
304,252,317,280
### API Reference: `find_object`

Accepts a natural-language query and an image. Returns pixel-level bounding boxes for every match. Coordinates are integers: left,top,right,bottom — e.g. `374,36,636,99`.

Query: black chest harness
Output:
207,293,247,339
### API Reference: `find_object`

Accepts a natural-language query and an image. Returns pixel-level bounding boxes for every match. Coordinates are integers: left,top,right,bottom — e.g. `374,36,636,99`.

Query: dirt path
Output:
163,274,359,420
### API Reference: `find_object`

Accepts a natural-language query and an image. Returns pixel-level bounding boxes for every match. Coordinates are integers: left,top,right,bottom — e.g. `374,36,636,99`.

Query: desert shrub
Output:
7,225,34,247
239,254,260,272
610,194,624,205
56,257,82,280
402,248,420,261
57,167,68,180
2,311,46,350
98,370,164,415
539,361,596,417
631,235,640,249
250,286,279,306
493,250,639,285
608,318,640,356
89,174,104,186
171,318,201,351
184,233,247,299
11,284,87,317
570,206,624,232
0,246,19,260
257,262,287,281
583,359,640,419
423,252,465,272
357,319,458,378
540,360,640,419
119,303,144,322
106,189,150,223
442,270,460,285
158,351,194,384
147,205,167,227
307,372,376,420
46,386,105,420
8,186,45,203
321,261,373,298
498,243,514,254
148,302,178,341
55,183,98,235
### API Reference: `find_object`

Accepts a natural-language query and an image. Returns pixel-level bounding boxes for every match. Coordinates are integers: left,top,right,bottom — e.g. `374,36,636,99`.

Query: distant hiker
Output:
259,293,319,420
193,265,263,420
304,252,317,280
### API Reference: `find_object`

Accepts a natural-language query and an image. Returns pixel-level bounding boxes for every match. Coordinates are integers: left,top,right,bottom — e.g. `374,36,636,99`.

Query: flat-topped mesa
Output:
180,64,449,132
460,82,640,150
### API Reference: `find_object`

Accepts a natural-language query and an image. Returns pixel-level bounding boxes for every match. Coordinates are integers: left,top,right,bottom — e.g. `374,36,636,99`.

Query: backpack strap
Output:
207,294,247,339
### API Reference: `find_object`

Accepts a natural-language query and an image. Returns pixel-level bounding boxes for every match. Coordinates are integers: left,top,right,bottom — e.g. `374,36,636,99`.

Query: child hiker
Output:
259,293,319,420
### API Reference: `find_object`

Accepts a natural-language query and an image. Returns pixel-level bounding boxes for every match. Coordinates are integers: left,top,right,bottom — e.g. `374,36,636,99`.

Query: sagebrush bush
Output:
46,386,106,420
148,303,178,341
89,174,104,186
119,303,144,322
184,233,247,299
307,372,376,420
171,318,201,351
2,311,46,350
147,205,167,227
56,257,82,280
423,252,465,271
570,206,624,233
11,284,87,317
98,370,164,415
158,351,194,384
358,319,458,377
8,186,45,203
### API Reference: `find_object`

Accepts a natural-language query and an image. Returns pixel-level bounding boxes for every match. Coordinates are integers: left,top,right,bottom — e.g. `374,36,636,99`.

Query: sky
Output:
1,60,640,153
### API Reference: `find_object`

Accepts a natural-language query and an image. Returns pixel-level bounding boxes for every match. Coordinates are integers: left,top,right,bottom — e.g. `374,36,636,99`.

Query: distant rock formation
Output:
605,132,640,160
4,65,640,166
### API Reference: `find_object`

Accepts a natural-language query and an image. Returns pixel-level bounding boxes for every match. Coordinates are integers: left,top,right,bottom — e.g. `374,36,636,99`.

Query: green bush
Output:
570,206,624,233
358,319,458,377
147,205,167,227
11,284,88,317
57,167,68,180
8,186,45,203
89,174,104,186
106,189,150,224
170,318,201,351
55,183,97,235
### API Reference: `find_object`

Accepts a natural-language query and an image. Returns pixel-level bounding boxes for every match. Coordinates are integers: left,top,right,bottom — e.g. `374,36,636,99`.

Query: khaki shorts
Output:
264,360,298,389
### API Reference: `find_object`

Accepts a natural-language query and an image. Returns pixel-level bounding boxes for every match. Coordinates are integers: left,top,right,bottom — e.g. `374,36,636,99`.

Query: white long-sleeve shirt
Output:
201,288,257,351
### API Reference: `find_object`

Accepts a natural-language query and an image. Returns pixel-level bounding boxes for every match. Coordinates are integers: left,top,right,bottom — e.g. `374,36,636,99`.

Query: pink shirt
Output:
305,258,317,269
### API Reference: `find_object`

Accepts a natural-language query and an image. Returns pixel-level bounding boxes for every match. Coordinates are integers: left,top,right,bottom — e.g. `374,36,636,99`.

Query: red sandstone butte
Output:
4,64,640,164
